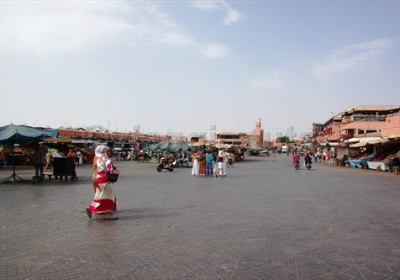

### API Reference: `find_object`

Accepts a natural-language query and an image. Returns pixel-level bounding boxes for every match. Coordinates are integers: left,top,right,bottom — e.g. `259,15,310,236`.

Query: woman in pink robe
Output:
86,145,119,220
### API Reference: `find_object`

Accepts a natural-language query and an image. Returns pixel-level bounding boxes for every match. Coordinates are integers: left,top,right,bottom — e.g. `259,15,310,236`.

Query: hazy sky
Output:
1,0,399,138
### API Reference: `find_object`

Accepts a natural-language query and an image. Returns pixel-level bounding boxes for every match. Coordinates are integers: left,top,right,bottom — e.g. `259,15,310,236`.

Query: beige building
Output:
215,119,265,148
312,105,400,144
215,131,241,147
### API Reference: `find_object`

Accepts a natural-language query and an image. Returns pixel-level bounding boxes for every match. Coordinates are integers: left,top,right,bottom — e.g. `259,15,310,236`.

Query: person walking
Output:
86,145,119,220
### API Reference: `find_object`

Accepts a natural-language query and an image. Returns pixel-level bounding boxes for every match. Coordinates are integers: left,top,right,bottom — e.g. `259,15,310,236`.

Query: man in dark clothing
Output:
305,153,312,164
33,143,47,181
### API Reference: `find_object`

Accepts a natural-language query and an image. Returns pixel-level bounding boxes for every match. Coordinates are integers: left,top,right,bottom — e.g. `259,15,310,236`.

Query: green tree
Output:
277,136,290,143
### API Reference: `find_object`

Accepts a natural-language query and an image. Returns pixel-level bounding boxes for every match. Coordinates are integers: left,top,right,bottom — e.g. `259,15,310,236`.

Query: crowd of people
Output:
84,146,236,220
1,142,241,221
4,140,398,222
191,148,234,177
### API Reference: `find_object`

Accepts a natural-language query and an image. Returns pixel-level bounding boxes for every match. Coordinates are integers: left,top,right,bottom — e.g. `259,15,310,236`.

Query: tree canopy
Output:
277,136,290,143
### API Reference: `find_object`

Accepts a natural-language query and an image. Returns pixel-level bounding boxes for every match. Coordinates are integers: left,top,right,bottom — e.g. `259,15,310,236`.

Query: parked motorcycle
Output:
157,157,174,172
175,158,189,168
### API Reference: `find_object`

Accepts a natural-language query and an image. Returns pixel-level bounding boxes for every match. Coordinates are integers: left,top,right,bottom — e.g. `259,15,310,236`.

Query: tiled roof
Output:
216,130,240,135
340,121,390,130
344,105,399,112
327,135,340,141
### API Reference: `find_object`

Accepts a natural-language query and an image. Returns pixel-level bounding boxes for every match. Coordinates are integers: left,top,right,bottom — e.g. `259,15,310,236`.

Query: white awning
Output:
385,134,400,140
215,143,232,149
366,138,388,144
71,139,97,144
344,138,360,144
349,138,388,147
349,142,367,148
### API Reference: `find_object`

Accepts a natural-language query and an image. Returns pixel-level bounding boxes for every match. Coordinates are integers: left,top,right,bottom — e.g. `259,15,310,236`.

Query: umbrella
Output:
148,140,191,152
0,124,58,184
0,124,58,145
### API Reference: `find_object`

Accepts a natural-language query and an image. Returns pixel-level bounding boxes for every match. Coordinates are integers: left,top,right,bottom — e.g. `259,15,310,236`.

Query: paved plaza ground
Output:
1,155,400,279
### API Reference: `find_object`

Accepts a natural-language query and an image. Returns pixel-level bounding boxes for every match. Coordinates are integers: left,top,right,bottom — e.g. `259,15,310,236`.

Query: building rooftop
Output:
216,130,240,135
341,121,390,131
343,104,399,113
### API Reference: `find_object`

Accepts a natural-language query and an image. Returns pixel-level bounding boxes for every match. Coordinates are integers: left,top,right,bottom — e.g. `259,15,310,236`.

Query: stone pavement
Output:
1,156,400,279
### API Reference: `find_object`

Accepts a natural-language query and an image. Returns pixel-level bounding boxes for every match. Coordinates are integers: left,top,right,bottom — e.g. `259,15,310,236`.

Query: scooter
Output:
175,158,189,168
305,159,312,170
157,157,174,172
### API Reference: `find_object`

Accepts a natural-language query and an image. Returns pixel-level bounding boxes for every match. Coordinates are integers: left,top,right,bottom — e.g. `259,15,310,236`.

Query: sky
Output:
1,0,400,139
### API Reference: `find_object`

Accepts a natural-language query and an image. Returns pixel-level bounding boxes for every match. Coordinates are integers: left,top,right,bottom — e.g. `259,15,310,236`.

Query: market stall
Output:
53,157,77,180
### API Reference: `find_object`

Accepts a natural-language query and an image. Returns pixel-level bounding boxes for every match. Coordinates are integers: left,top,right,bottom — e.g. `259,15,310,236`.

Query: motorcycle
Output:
305,155,312,170
157,157,174,172
175,158,189,168
294,160,300,170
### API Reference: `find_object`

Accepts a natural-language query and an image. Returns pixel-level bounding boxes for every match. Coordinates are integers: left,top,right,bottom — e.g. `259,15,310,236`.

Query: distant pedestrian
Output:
216,149,226,177
33,142,47,181
191,151,199,176
227,152,234,167
67,148,77,161
198,150,206,176
205,150,215,177
67,148,78,180
272,150,277,163
76,150,83,165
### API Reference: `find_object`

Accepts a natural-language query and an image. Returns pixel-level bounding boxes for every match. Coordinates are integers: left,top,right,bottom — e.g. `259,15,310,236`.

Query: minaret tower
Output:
252,118,264,147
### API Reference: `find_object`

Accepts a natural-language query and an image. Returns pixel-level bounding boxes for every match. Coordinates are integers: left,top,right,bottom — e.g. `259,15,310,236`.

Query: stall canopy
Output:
347,137,389,148
43,137,99,145
0,124,58,145
148,140,191,152
215,143,232,149
43,137,72,144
